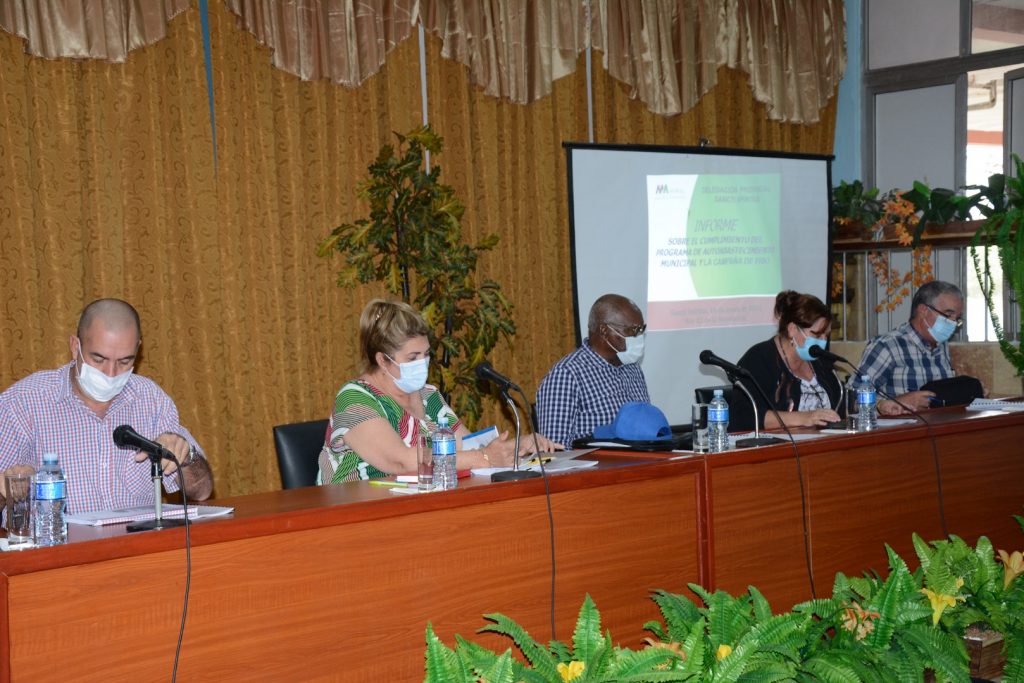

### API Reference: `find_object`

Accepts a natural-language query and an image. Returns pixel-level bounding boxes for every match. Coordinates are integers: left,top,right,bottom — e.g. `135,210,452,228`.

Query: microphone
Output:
699,349,753,380
474,361,521,392
113,425,174,461
807,344,851,366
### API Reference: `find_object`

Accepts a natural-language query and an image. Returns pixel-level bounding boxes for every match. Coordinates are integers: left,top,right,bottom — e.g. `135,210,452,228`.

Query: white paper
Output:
966,398,1024,412
66,504,234,526
462,426,500,450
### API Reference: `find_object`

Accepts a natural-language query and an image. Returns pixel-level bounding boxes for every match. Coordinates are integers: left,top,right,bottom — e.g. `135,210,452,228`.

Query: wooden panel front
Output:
710,410,1024,610
4,469,701,682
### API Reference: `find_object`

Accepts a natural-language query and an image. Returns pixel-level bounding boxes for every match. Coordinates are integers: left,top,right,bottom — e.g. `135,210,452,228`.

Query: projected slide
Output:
646,174,781,331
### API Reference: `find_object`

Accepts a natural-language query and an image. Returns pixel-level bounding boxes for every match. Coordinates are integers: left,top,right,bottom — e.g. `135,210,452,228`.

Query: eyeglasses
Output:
603,321,647,337
925,303,964,329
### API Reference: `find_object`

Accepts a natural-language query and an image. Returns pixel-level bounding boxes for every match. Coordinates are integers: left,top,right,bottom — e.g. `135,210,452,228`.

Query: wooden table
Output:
0,407,1020,681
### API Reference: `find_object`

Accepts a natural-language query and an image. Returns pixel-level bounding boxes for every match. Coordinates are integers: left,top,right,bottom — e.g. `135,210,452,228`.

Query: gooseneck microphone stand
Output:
728,373,787,448
491,387,543,482
127,451,187,532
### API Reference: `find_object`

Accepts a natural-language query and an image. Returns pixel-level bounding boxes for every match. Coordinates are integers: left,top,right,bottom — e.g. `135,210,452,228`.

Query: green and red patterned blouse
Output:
317,379,461,484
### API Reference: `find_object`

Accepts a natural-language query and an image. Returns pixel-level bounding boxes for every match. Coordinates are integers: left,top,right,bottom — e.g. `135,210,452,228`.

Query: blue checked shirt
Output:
0,363,202,514
536,340,651,447
858,322,955,398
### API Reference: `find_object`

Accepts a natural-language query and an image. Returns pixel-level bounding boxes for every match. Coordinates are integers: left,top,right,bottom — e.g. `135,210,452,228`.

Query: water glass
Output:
416,434,433,491
846,388,860,430
691,403,709,452
5,473,33,547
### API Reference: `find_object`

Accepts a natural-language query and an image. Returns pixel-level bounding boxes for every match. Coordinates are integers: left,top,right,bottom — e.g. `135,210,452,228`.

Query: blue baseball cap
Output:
593,402,672,441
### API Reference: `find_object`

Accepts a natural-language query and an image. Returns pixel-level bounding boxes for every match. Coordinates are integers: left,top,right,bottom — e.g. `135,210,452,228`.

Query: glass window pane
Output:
972,1,1024,54
869,0,959,69
874,85,956,191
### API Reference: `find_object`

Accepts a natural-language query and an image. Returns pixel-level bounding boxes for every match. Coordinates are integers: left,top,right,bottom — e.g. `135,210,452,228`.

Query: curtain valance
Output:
0,0,845,123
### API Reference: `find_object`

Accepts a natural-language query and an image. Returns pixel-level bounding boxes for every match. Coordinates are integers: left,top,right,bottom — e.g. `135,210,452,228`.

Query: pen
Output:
368,480,411,487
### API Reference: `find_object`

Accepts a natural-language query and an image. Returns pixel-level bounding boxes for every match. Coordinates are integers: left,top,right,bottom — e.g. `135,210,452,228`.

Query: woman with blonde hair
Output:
319,299,558,484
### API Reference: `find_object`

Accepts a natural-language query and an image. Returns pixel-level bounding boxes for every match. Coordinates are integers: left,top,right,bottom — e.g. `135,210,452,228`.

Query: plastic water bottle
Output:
33,453,67,546
855,375,878,432
432,416,457,490
708,389,730,453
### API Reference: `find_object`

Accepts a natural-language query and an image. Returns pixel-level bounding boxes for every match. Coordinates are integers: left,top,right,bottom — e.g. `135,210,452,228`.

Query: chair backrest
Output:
694,385,733,406
273,419,330,489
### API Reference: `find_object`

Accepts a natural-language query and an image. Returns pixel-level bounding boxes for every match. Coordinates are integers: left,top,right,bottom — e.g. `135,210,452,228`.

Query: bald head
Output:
588,294,642,337
77,299,141,344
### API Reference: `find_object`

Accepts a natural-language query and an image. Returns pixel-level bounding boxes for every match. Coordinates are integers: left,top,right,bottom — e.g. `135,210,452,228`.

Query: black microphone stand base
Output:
735,435,788,448
127,518,188,532
491,469,543,482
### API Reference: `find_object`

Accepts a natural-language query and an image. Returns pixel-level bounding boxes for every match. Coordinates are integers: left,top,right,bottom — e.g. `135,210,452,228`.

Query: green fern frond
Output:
478,613,559,677
425,624,472,683
898,622,969,682
800,653,871,683
605,647,684,678
748,585,774,623
650,590,703,641
678,619,708,675
571,594,605,663
1003,632,1024,683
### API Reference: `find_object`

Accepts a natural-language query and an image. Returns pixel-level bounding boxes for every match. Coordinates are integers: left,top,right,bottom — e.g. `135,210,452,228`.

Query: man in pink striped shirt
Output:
0,299,214,514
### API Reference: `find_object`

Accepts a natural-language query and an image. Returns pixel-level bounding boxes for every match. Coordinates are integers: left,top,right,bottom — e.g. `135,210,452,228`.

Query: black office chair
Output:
273,419,330,489
694,385,733,405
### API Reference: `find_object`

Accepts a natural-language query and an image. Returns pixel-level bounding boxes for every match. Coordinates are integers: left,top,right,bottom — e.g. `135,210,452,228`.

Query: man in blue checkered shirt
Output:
858,280,962,415
536,294,651,447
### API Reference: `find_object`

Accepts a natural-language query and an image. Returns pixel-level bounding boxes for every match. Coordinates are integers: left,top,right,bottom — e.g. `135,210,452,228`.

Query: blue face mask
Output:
385,355,429,393
795,331,827,362
928,314,957,344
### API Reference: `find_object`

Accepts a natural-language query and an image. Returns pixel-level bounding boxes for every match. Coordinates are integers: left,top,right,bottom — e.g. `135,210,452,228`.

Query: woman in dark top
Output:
731,291,843,431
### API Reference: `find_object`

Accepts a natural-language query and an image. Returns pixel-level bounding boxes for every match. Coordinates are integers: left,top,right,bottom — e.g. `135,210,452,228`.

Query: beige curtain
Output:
592,0,846,123
0,0,190,61
418,0,589,105
0,1,846,125
224,0,417,86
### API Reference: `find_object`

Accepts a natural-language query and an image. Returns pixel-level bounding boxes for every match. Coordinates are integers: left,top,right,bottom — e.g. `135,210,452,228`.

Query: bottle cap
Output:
42,452,58,464
713,389,723,396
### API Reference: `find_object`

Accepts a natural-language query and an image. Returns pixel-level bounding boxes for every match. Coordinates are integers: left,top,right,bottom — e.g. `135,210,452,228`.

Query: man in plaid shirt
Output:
536,294,651,447
0,299,213,514
858,280,963,415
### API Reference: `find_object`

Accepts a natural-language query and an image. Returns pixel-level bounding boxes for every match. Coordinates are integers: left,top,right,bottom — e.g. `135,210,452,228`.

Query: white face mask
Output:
385,355,429,393
75,344,133,402
608,328,645,365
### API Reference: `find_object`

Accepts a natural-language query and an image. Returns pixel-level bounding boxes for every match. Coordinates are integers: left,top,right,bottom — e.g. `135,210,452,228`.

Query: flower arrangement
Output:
424,517,1024,681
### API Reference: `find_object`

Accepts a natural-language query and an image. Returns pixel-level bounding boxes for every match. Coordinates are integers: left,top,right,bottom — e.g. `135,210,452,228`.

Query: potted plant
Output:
317,126,515,422
971,154,1024,380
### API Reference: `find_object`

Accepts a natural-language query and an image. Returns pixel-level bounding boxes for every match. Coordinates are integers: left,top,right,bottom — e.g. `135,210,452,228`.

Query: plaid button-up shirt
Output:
536,341,650,447
0,363,201,514
858,322,955,398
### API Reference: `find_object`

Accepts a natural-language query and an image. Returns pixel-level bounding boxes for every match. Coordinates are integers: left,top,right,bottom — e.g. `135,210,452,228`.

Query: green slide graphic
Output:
686,174,781,296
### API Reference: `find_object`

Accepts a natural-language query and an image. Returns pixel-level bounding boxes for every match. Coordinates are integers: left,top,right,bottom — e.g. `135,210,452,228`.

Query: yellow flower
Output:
716,644,733,661
998,549,1024,589
557,661,585,682
921,586,964,626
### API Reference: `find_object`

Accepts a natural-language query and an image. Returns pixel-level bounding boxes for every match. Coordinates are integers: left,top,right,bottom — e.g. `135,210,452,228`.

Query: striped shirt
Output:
318,380,460,485
0,363,201,514
536,341,651,447
858,322,955,397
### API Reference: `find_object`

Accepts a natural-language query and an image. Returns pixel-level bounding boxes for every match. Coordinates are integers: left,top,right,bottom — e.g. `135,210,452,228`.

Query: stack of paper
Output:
67,504,234,526
967,398,1024,412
